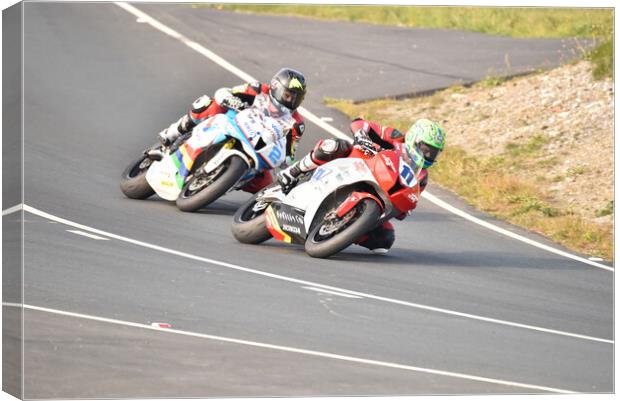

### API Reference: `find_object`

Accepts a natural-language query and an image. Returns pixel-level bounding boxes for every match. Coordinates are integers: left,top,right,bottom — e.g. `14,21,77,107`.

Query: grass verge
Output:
200,5,613,79
326,97,613,261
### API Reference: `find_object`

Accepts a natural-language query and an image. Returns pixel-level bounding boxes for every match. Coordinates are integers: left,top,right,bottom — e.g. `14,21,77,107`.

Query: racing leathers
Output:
278,118,429,253
159,82,306,193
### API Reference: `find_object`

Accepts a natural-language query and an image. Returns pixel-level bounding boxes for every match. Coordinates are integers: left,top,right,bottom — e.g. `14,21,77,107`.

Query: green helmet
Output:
405,119,446,168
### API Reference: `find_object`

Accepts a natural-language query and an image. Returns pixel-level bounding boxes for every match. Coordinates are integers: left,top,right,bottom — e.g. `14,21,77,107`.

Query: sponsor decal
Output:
434,127,444,144
407,193,418,203
381,154,396,172
282,224,301,235
354,160,367,173
311,167,332,182
276,210,304,225
289,77,304,89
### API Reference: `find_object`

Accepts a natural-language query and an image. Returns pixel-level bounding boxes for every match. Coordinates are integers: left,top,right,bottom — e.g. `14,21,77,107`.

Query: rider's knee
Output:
311,138,353,164
189,95,220,122
357,223,395,251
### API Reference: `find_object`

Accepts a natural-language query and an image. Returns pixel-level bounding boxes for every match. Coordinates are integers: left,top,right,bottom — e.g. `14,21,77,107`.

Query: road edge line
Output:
10,302,575,394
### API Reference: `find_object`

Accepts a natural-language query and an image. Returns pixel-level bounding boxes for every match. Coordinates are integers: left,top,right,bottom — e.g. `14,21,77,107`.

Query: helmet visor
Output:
266,95,292,118
418,141,441,163
402,145,424,176
271,81,304,110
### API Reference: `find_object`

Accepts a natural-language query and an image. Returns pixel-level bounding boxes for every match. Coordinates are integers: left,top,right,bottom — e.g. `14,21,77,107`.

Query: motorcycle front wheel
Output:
176,156,247,212
304,198,381,258
119,154,155,199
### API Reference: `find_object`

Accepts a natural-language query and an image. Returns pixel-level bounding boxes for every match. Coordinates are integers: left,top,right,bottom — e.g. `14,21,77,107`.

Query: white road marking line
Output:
303,286,363,299
66,230,109,241
114,2,612,271
2,203,23,216
422,192,613,272
320,116,334,122
23,205,613,345
4,302,575,394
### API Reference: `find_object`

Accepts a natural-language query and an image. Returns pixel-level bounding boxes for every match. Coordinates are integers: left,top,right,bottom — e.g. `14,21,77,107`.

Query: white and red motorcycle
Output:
231,141,424,258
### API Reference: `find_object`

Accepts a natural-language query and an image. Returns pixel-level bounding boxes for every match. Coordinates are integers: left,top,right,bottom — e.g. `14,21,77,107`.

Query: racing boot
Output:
277,153,319,194
145,148,164,161
158,115,194,146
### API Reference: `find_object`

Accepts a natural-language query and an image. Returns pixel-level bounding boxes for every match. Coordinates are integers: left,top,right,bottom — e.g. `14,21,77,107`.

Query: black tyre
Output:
304,198,381,258
120,154,155,199
231,194,272,244
176,155,247,212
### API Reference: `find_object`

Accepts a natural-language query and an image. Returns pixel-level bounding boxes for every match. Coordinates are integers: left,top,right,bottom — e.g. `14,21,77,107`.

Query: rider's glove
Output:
221,96,248,111
277,164,302,194
354,130,374,150
353,121,374,149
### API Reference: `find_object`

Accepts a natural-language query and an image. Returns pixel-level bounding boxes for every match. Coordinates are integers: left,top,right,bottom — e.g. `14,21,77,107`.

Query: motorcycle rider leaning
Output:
157,68,307,193
277,118,446,254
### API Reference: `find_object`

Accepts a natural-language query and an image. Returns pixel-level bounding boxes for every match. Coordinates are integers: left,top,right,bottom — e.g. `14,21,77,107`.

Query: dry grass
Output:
326,97,613,261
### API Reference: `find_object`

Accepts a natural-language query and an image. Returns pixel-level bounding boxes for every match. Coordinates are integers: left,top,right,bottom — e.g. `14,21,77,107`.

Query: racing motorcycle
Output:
120,95,291,212
231,141,423,258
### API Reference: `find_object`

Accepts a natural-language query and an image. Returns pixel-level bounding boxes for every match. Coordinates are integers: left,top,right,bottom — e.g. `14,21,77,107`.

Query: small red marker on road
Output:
151,322,172,328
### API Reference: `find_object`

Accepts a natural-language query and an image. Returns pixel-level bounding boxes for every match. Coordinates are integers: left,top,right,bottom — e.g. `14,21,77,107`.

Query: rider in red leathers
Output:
156,68,307,193
277,118,445,254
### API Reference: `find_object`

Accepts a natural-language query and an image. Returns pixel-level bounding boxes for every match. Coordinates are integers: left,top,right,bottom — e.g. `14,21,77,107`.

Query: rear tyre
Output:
231,194,272,244
120,154,155,199
304,198,381,258
176,156,247,212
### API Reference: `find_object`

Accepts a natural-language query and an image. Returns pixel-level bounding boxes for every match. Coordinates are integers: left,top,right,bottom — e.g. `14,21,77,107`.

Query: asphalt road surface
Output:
8,2,613,398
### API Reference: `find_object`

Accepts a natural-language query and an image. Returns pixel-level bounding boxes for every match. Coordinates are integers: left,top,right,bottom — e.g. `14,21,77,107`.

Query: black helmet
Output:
269,68,307,111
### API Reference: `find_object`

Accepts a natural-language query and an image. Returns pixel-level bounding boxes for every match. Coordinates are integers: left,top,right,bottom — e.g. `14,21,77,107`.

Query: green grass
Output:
326,97,613,260
587,36,613,79
201,5,613,79
595,201,614,217
505,135,549,158
202,5,611,38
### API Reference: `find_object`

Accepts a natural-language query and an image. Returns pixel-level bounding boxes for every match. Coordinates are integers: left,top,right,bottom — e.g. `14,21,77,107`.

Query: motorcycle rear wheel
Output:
304,198,381,259
231,193,272,244
176,156,247,212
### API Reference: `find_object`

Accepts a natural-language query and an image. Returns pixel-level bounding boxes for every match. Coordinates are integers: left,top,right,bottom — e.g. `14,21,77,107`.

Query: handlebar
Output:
353,141,382,156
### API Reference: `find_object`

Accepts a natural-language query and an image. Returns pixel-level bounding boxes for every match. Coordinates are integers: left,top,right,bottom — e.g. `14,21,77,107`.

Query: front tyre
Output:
305,199,381,258
176,156,247,212
120,154,155,199
231,194,272,244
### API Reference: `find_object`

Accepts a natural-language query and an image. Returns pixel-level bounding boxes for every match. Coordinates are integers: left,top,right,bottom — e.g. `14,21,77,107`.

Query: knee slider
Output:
313,139,352,163
365,225,395,250
191,95,212,114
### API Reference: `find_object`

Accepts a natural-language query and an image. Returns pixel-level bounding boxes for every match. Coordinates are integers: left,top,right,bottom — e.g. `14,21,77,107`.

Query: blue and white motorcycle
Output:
120,94,291,212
